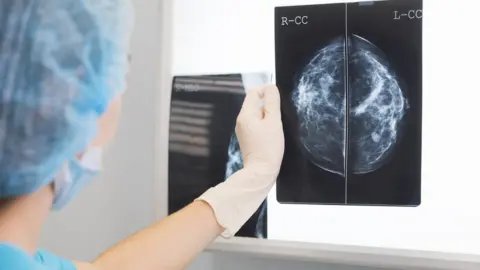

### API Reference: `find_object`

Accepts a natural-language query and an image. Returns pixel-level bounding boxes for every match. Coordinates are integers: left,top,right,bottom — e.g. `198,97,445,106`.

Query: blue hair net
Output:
0,0,134,198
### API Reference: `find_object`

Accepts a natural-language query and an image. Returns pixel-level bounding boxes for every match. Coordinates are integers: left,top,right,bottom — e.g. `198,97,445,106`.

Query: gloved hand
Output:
196,84,285,238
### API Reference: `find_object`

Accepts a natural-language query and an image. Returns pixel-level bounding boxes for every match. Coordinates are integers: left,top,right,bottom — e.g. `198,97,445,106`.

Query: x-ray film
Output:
275,0,422,206
168,73,271,238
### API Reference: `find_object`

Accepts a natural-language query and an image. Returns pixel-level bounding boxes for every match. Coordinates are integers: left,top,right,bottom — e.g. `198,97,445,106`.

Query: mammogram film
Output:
275,0,422,206
168,73,271,238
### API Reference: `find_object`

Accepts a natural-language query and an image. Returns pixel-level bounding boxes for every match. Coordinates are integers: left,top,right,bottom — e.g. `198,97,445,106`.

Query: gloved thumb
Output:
262,85,281,120
239,86,264,119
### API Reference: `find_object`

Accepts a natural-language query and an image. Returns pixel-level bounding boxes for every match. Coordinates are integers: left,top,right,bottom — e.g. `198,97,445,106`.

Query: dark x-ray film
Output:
168,73,271,238
275,0,422,206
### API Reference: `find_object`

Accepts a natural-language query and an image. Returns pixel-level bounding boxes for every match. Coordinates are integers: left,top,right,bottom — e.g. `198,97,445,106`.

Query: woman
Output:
0,1,285,270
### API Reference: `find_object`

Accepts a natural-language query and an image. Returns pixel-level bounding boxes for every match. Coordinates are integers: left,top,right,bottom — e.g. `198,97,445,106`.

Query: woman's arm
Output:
75,200,223,270
74,85,284,270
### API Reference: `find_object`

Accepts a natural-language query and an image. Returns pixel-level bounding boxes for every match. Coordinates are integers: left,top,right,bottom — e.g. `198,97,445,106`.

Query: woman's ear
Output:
90,94,123,148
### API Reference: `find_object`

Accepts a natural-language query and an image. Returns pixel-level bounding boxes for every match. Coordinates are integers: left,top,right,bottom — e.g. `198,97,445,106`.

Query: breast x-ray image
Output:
275,0,422,206
168,73,271,238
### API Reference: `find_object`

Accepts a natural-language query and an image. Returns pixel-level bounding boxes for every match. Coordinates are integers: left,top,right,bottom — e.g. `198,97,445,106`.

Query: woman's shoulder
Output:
0,243,76,270
35,249,77,270
0,243,40,270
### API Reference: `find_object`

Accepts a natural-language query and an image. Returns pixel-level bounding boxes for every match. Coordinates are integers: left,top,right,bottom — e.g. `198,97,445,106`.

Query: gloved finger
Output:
262,84,281,119
239,86,265,119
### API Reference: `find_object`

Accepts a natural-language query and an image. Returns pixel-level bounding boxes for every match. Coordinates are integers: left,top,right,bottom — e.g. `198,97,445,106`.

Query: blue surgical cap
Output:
0,0,134,198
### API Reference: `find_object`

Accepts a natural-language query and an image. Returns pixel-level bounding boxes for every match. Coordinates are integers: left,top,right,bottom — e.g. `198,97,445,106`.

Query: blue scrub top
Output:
0,243,76,270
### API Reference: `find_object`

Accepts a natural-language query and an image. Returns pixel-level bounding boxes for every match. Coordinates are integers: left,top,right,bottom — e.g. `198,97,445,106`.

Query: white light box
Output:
160,0,480,268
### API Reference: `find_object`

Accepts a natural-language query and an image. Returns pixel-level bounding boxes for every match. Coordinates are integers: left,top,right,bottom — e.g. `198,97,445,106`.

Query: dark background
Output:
274,0,422,206
346,0,422,206
168,74,267,238
275,3,347,205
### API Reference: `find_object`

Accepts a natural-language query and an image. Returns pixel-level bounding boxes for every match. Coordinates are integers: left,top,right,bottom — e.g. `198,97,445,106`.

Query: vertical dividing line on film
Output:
343,3,350,205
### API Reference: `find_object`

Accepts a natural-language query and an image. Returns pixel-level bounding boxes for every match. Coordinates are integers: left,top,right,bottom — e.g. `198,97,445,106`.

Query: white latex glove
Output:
196,84,285,238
